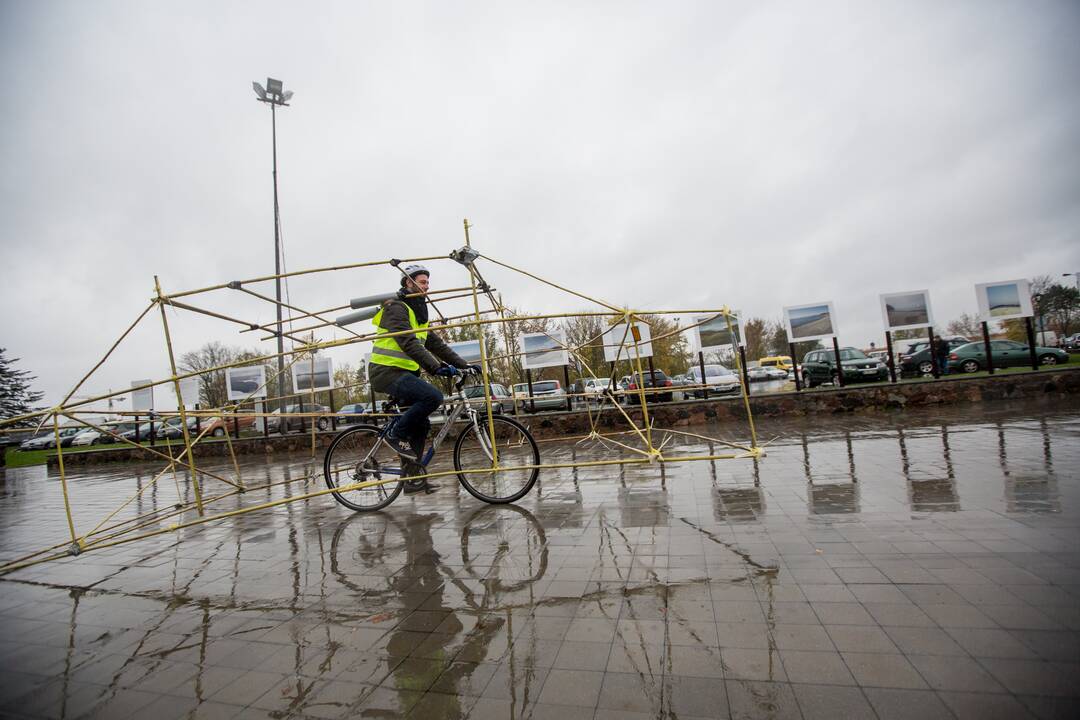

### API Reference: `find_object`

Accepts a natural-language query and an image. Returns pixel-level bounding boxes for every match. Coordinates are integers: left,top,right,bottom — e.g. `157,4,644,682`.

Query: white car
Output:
71,429,105,446
687,364,741,396
580,377,616,404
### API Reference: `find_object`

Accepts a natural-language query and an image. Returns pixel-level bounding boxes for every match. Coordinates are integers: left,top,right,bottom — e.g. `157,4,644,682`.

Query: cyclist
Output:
369,263,479,493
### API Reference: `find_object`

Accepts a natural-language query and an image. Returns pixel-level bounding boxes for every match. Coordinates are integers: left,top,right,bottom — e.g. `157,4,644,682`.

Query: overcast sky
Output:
2,0,1078,409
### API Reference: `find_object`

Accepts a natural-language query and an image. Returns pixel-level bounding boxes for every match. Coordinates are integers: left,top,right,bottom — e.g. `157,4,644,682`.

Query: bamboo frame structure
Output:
0,221,763,575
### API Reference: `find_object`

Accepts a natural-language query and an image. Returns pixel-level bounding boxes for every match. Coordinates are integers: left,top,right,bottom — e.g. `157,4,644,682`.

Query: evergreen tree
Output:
0,349,45,426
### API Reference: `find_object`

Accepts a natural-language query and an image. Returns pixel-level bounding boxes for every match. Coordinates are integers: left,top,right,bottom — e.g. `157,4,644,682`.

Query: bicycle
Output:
323,370,541,511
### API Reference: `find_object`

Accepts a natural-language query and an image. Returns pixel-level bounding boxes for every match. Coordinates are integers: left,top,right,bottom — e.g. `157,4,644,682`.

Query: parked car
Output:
801,347,889,387
687,364,740,397
625,370,674,404
71,428,107,446
1061,334,1080,351
198,413,259,437
866,350,891,366
512,380,568,412
747,366,788,382
758,356,794,373
947,341,1070,373
432,384,512,421
52,426,85,448
336,403,368,425
267,404,331,433
574,377,616,404
120,422,158,442
464,384,512,413
18,433,54,451
98,421,138,443
899,338,970,377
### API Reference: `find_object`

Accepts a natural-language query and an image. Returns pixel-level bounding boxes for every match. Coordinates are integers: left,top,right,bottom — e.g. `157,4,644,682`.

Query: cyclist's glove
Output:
434,364,460,377
466,364,483,375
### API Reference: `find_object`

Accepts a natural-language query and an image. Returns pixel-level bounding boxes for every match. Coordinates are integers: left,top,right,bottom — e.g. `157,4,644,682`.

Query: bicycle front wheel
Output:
324,424,404,512
453,415,540,504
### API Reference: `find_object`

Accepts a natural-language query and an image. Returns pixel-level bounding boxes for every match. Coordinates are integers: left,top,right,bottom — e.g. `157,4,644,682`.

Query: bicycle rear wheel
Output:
453,415,540,504
324,424,404,511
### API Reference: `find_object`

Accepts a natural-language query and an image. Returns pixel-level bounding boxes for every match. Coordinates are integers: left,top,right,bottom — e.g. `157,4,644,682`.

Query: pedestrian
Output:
935,336,950,376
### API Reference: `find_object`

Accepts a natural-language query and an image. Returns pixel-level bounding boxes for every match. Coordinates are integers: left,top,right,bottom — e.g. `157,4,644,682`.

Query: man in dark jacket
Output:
369,264,477,493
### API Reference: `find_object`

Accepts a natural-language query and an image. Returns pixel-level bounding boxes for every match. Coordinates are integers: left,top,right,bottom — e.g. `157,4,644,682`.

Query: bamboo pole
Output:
156,277,205,515
479,253,624,313
726,308,759,450
167,254,449,301
463,220,500,468
52,414,79,548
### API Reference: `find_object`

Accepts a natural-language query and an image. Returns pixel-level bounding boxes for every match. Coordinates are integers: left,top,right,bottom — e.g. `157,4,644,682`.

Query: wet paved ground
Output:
1,399,1078,719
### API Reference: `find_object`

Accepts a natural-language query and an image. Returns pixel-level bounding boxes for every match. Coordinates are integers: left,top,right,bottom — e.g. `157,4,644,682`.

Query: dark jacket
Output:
369,299,469,393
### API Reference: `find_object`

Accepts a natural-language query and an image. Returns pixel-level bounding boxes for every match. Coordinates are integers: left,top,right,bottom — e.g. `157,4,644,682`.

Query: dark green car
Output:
948,341,1070,373
801,347,889,387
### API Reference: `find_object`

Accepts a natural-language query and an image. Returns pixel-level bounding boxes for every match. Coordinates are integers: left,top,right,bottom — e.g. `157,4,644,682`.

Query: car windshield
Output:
466,386,502,398
532,381,559,392
839,349,869,360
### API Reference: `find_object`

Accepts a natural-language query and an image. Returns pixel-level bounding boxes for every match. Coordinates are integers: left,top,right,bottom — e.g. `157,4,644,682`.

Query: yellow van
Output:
758,355,794,372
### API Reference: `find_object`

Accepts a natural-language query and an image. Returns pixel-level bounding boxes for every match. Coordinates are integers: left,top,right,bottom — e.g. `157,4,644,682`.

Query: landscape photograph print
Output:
226,365,267,400
695,313,742,353
975,279,1033,322
521,330,570,370
783,302,837,342
292,356,333,392
880,290,933,331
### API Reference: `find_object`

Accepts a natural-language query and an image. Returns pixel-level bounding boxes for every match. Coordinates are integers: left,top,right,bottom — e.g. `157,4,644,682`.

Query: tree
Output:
763,318,789,357
332,362,368,407
640,314,691,376
946,313,982,338
562,313,606,380
1002,276,1077,343
1036,283,1080,337
179,342,271,408
743,317,768,362
0,349,44,427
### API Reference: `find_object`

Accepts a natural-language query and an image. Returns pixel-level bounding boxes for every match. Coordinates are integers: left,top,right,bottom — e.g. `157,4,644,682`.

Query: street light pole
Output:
253,78,294,410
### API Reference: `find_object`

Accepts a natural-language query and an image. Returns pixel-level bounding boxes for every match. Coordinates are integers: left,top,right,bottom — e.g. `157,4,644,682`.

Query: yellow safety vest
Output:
370,302,429,371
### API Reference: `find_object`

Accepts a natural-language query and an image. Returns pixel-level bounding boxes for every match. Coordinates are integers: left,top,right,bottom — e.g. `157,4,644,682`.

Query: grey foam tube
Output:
349,292,398,310
335,306,379,327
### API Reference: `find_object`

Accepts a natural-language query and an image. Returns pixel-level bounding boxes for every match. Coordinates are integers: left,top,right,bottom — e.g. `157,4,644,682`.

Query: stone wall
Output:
47,367,1080,467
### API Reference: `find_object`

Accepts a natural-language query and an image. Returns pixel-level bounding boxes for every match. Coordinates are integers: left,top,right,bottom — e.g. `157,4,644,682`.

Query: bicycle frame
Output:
369,375,495,472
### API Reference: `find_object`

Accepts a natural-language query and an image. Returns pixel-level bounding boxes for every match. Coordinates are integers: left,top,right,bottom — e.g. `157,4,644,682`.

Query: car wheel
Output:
317,418,328,431
1039,354,1058,366
918,361,934,375
961,359,980,373
212,427,225,437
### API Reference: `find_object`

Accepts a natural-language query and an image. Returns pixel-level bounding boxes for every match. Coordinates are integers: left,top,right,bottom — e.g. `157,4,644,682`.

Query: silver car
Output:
513,380,568,412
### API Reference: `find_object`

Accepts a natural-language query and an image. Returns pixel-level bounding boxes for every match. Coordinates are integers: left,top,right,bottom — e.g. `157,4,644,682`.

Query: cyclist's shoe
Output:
383,432,418,461
403,464,440,494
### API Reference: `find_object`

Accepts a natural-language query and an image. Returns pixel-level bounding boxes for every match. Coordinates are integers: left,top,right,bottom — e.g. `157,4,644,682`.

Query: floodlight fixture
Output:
254,77,292,106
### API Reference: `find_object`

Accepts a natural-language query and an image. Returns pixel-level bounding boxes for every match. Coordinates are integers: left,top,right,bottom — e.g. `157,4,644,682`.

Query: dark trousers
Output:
385,372,444,457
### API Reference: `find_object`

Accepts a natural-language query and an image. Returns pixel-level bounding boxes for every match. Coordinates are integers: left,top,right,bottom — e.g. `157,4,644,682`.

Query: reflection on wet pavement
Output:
1,399,1079,718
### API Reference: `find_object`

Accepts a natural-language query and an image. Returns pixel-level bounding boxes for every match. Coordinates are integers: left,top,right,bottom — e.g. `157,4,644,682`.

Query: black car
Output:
802,348,888,387
899,339,969,377
625,370,674,404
